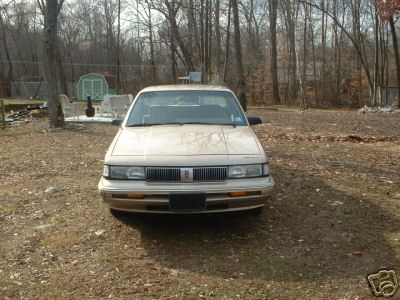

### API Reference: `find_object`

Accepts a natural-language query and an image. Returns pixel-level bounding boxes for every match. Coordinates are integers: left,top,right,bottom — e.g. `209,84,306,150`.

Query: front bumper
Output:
98,176,274,213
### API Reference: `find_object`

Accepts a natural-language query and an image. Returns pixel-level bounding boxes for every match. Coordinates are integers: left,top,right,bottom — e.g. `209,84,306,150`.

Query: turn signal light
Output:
229,192,247,197
229,191,260,197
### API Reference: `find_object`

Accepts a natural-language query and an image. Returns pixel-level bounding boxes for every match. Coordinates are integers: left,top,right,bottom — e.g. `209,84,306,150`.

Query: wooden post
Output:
1,99,5,129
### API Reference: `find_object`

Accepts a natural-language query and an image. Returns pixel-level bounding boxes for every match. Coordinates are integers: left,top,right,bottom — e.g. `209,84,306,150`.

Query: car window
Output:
126,90,247,126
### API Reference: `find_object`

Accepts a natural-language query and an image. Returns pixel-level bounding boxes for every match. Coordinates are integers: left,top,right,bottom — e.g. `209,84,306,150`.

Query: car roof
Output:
139,84,233,93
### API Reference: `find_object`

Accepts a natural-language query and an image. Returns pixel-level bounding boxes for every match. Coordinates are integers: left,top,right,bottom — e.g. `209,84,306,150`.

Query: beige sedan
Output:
98,85,274,214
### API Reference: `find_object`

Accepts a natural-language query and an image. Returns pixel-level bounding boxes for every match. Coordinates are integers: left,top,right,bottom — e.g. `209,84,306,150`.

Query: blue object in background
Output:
189,72,202,84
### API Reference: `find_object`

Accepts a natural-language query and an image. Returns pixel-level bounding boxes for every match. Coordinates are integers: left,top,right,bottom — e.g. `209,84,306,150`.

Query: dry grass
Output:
1,109,399,299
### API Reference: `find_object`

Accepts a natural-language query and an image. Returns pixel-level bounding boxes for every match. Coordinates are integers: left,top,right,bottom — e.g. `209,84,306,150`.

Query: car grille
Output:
146,168,180,182
146,167,227,182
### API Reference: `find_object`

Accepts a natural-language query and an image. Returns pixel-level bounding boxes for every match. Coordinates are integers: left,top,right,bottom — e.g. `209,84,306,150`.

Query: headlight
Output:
103,165,110,177
104,166,145,179
263,163,270,176
228,164,263,178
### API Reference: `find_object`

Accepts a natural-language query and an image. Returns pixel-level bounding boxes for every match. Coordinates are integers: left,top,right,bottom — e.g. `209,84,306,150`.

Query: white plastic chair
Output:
101,94,113,116
127,94,134,106
109,95,128,118
59,94,79,118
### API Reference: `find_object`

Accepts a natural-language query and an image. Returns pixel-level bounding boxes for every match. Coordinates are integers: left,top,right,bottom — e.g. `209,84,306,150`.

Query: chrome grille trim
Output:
146,167,227,182
146,167,180,182
193,167,227,181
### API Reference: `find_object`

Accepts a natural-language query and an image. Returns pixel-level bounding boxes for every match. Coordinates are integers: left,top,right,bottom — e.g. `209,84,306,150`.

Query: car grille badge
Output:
180,168,194,182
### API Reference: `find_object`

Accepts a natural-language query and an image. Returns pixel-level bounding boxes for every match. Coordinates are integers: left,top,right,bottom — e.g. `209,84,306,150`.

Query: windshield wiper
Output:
181,122,236,127
179,121,212,125
216,123,237,127
179,122,237,127
126,122,237,127
126,123,159,127
126,122,183,127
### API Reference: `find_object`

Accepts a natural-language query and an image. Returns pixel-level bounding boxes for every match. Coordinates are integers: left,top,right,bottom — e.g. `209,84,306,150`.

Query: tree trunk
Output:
168,14,194,71
373,11,379,106
309,6,318,106
269,0,280,103
188,0,201,66
231,0,247,111
332,0,340,106
0,13,13,97
148,4,156,82
321,0,327,103
38,0,65,128
301,3,308,109
389,16,400,108
116,0,121,89
223,0,232,82
170,27,177,83
204,0,209,82
285,1,297,102
207,0,212,81
215,0,221,75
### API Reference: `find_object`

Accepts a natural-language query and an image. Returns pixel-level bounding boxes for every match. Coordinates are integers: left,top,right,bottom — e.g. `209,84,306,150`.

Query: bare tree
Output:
232,0,247,110
215,0,222,75
37,0,65,127
269,0,280,103
0,8,13,96
223,0,232,82
149,0,194,72
388,15,400,108
2,0,400,110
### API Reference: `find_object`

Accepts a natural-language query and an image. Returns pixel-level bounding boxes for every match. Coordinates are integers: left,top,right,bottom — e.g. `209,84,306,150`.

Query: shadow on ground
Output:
113,165,400,283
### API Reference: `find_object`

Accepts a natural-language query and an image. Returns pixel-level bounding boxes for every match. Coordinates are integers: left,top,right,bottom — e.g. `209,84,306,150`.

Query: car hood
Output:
111,125,262,156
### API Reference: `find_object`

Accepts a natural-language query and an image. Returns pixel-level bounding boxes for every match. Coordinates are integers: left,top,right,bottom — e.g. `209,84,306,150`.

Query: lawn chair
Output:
59,94,79,118
127,94,134,106
109,95,128,119
101,94,113,116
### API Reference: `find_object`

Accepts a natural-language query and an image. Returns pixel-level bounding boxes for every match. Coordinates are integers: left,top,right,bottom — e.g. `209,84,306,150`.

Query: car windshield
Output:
125,90,247,127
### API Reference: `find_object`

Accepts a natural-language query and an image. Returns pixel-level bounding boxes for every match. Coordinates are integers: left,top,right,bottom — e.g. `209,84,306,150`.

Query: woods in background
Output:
1,0,400,111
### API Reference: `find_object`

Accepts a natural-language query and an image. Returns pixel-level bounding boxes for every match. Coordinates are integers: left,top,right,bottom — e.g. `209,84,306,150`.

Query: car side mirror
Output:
247,116,262,125
111,119,122,126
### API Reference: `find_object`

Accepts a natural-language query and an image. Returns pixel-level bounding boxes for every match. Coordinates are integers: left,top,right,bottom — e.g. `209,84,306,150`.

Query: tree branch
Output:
299,0,373,90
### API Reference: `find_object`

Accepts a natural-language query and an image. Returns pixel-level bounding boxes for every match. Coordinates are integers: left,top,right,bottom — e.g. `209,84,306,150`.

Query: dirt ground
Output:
1,109,399,299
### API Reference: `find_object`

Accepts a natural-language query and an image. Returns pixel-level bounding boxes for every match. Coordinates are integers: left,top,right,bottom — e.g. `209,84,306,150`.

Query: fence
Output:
11,81,76,99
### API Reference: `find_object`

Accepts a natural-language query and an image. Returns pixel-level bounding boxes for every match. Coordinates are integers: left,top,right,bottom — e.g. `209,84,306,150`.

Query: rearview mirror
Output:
111,119,122,126
247,116,262,125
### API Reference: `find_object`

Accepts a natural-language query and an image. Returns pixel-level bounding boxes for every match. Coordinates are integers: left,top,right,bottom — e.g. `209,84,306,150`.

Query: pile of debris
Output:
5,103,48,123
357,105,400,114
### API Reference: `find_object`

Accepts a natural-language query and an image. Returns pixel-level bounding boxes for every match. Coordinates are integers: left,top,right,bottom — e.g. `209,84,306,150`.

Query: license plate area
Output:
169,193,206,211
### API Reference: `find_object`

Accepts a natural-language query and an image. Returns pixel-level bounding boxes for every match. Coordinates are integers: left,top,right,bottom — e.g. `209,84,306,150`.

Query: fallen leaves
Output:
263,132,398,144
1,111,399,299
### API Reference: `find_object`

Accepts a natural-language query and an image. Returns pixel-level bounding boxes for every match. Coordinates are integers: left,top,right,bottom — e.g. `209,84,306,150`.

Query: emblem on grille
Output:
180,168,193,182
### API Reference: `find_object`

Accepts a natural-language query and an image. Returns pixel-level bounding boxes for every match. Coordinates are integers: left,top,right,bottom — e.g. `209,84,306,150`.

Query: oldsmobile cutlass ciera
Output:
98,85,274,214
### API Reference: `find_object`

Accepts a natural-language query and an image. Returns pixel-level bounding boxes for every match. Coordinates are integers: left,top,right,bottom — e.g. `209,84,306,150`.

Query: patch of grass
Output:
0,203,22,215
243,252,299,281
0,273,19,298
53,215,67,225
30,268,80,298
41,232,81,247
